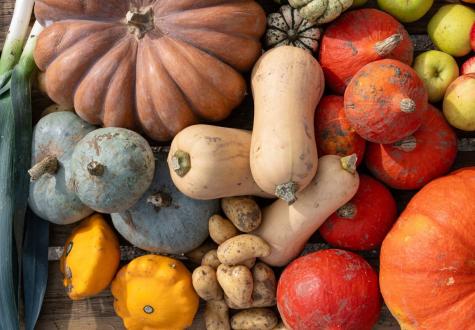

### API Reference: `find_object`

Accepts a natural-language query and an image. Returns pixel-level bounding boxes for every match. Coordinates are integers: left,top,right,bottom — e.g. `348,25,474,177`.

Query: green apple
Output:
351,0,368,8
377,0,433,23
443,74,475,131
413,50,459,103
428,4,475,57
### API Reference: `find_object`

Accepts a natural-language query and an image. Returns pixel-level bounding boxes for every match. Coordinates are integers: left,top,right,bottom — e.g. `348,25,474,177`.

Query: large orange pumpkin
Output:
34,0,266,141
380,167,475,329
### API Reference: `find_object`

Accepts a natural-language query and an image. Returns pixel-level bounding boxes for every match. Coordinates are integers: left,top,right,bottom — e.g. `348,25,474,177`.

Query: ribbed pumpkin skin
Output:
344,59,428,144
33,0,266,141
319,9,413,94
315,95,366,166
366,106,457,190
112,149,219,254
29,112,95,225
380,168,475,329
320,175,397,250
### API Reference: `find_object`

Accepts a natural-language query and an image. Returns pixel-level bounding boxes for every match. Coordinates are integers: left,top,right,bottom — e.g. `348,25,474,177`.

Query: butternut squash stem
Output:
337,203,356,219
87,161,105,176
275,181,298,205
340,154,358,174
171,150,191,177
374,33,403,56
147,192,172,209
28,155,58,181
400,98,416,113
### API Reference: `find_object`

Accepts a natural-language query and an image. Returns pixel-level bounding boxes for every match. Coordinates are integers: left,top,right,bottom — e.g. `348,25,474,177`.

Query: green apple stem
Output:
374,33,403,56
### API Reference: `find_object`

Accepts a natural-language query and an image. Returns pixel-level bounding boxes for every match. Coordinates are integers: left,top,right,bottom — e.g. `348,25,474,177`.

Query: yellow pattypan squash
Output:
60,213,120,300
111,255,199,330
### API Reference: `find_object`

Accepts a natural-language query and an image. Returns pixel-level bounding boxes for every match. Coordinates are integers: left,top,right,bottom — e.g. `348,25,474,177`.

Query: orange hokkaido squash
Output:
380,167,475,329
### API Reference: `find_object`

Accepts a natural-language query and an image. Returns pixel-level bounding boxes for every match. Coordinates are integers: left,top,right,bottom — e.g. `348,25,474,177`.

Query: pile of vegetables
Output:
1,0,475,329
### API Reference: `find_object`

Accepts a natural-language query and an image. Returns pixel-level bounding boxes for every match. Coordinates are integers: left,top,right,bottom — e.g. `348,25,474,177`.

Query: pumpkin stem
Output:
171,150,191,177
126,7,154,39
87,161,105,176
275,181,298,205
400,98,416,113
147,191,172,210
337,203,356,219
374,33,403,56
28,155,58,181
340,154,358,174
393,135,417,152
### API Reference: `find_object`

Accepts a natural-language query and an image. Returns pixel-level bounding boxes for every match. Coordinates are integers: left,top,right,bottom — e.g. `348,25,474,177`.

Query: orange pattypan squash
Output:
111,255,199,330
60,213,120,300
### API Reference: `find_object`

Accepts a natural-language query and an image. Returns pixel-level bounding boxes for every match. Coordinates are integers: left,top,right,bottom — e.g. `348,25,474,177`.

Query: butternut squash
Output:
253,155,359,266
168,125,272,200
251,46,325,204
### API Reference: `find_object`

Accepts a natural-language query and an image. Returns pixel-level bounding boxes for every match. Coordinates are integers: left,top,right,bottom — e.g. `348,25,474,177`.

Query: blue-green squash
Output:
111,148,219,254
71,127,155,213
28,111,96,224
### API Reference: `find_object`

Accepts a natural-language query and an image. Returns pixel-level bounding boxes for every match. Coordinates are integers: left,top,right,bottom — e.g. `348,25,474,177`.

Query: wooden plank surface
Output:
1,0,475,329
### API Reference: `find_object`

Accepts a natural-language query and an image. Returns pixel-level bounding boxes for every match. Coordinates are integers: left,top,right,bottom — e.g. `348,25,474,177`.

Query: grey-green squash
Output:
28,111,96,225
111,148,219,254
71,127,155,213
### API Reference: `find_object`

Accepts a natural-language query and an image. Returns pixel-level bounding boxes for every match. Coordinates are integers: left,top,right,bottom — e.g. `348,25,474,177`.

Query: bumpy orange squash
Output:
34,0,266,141
111,255,199,330
60,213,120,300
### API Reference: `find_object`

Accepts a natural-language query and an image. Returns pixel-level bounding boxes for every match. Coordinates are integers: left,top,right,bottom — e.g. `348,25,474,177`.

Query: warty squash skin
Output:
33,0,266,141
112,148,219,255
60,213,120,300
380,168,475,330
251,46,324,204
111,254,199,330
168,124,272,200
253,155,359,267
71,127,155,213
29,111,95,225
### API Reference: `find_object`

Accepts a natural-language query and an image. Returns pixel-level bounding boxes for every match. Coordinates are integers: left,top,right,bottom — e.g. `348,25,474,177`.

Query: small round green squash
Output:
28,111,96,224
71,127,155,213
111,148,219,254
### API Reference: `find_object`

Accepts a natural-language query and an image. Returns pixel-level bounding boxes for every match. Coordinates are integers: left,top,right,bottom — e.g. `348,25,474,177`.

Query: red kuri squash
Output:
344,59,428,144
314,95,366,166
366,105,457,190
33,0,266,141
320,174,397,250
277,249,381,330
380,167,475,329
319,9,413,94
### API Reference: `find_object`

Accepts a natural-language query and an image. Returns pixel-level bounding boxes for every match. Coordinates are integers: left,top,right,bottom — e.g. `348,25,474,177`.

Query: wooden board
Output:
1,0,475,329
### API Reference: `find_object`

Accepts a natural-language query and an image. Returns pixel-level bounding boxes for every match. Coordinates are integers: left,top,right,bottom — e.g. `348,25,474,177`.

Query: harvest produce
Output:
377,0,433,23
320,175,397,250
168,125,271,200
344,59,428,144
443,74,475,131
230,308,278,330
254,155,359,266
201,250,222,269
186,240,218,265
205,300,230,330
289,0,353,23
209,215,239,245
314,95,366,166
265,5,321,53
380,167,475,329
71,127,155,213
33,0,266,141
60,214,120,300
461,57,475,75
192,265,223,302
111,255,199,330
277,249,381,330
221,197,262,233
28,111,95,224
251,46,324,203
217,234,271,266
366,105,457,190
413,50,459,103
472,23,475,51
319,9,413,94
428,4,475,57
251,263,277,308
217,264,254,308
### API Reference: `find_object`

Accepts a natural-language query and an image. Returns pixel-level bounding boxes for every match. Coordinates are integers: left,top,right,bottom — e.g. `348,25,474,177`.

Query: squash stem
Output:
28,155,58,181
374,33,403,56
87,161,105,176
171,150,191,177
275,181,298,205
147,192,172,210
400,98,416,113
337,203,356,219
340,154,358,174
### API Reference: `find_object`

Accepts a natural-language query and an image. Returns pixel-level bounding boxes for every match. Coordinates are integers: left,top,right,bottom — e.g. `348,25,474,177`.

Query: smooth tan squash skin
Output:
253,155,360,266
168,124,272,200
251,46,325,204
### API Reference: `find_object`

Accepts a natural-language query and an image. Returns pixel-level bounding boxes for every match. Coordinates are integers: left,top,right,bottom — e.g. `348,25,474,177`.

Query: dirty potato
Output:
252,262,276,307
217,234,271,266
186,240,218,264
230,308,278,330
202,249,221,269
192,265,223,301
209,214,239,244
221,197,262,232
204,300,231,330
217,264,253,307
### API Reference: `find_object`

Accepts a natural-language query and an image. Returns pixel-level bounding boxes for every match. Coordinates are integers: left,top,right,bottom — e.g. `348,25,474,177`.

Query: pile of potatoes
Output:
190,197,286,330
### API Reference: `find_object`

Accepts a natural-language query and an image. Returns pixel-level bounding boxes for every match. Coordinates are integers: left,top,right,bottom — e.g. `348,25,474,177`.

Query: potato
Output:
221,197,262,232
224,294,252,309
217,234,271,266
217,264,253,307
242,258,256,269
192,266,223,301
186,240,218,264
251,263,276,307
204,300,231,330
202,249,221,269
230,308,278,330
209,214,239,244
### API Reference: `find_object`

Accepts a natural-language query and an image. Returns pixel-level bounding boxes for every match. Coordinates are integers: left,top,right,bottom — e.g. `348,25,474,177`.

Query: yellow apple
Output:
443,74,475,131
